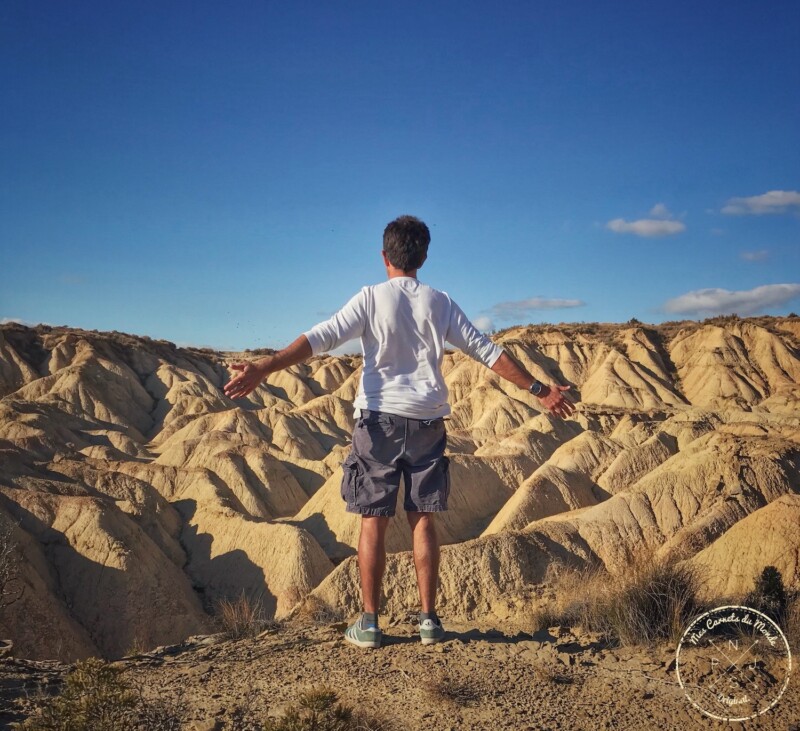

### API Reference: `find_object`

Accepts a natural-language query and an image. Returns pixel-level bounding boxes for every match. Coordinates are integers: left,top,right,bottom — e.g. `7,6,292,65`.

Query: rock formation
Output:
0,315,798,659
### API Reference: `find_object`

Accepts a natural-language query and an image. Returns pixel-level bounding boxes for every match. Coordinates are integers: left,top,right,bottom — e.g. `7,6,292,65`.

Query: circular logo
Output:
675,605,792,722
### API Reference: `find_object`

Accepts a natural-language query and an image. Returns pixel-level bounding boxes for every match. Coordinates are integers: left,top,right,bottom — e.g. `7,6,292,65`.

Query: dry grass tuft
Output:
421,670,487,708
263,687,399,731
529,554,707,648
531,663,573,685
291,596,346,626
215,591,279,640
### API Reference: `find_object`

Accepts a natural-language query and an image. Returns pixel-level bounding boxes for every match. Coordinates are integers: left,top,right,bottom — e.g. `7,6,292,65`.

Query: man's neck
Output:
386,267,417,280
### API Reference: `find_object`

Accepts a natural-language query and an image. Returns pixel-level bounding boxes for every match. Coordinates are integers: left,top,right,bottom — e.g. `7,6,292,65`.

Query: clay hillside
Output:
1,316,799,662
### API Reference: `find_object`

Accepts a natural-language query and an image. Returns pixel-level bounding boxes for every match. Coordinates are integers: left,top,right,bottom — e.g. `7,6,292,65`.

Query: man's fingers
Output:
545,394,576,419
226,386,251,399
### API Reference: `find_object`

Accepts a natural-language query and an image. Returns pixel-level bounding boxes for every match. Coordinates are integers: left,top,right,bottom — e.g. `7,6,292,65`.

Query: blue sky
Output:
2,1,799,350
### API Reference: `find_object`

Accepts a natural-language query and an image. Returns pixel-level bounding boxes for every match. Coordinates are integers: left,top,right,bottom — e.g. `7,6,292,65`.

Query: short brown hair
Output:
383,215,430,271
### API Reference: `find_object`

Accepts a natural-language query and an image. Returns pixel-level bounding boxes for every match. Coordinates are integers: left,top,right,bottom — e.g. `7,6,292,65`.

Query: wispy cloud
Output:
485,296,585,323
606,218,686,237
472,315,495,332
0,317,53,326
721,190,800,215
607,202,686,237
649,203,675,219
740,250,769,262
663,283,800,316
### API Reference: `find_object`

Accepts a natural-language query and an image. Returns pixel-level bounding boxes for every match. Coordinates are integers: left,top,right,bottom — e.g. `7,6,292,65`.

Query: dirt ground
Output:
2,618,798,731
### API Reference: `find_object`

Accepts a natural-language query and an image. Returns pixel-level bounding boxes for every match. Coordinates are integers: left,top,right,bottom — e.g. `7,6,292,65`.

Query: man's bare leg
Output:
358,515,391,613
407,511,439,613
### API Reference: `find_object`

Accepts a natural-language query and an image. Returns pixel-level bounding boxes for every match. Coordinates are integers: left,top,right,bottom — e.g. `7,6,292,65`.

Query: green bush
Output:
743,565,788,627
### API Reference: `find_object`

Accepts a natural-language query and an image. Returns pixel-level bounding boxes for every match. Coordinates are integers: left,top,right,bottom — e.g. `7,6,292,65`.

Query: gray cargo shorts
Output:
341,409,451,517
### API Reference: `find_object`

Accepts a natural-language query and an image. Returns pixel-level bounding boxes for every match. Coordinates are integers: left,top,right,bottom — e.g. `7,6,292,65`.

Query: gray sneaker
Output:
344,616,382,649
419,616,445,645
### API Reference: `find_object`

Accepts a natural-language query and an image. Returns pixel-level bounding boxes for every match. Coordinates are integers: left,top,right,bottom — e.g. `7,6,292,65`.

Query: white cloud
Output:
740,250,769,262
649,203,674,219
606,218,686,237
721,190,800,215
487,296,585,322
663,283,800,316
0,317,53,326
472,315,495,332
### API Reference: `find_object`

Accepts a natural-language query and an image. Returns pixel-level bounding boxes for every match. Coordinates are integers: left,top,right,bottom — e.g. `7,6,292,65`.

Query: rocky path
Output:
2,620,798,730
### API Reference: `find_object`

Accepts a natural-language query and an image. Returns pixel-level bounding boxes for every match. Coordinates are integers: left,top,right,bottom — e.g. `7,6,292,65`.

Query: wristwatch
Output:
528,379,544,396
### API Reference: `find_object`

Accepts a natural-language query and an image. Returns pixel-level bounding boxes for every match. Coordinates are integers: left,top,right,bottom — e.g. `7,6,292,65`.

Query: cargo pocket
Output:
360,411,394,437
441,455,451,507
341,454,360,505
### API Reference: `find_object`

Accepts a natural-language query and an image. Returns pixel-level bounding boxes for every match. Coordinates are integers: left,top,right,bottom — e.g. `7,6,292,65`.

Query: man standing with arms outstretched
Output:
224,215,574,648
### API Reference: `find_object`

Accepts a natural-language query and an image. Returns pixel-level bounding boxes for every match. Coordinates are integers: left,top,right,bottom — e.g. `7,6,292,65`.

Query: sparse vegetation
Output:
743,565,788,627
290,596,346,626
530,554,706,648
263,687,396,731
422,671,486,707
0,513,23,609
15,657,185,731
215,591,279,640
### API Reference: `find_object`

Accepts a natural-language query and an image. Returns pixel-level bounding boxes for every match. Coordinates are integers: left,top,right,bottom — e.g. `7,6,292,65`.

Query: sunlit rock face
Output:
1,316,798,659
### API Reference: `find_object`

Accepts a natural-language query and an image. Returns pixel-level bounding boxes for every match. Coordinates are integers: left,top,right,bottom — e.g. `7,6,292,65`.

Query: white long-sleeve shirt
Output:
302,277,503,419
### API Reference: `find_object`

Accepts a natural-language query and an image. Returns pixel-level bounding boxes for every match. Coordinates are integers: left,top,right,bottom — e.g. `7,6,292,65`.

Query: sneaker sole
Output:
420,634,444,645
344,631,382,649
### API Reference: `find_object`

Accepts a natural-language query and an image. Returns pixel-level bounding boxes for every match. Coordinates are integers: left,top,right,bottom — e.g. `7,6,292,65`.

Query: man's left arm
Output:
446,299,575,419
490,350,575,420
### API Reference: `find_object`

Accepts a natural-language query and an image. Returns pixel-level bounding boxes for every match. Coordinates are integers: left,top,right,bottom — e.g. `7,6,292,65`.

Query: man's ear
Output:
382,250,391,267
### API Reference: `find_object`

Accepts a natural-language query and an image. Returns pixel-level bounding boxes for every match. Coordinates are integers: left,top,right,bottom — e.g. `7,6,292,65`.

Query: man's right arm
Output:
224,289,367,401
223,334,313,400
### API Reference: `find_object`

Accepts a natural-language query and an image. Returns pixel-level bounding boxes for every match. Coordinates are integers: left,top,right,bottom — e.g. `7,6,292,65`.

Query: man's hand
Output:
537,384,575,419
223,360,269,400
223,335,313,403
489,351,577,420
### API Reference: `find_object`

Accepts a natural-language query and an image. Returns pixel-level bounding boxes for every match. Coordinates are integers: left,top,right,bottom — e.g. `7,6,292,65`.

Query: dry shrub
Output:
215,591,278,639
422,671,486,708
16,657,185,730
291,596,345,626
531,554,706,647
264,687,397,731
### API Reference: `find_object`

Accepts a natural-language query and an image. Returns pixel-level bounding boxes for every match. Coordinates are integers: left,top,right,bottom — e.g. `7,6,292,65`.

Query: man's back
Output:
222,214,575,652
303,277,502,419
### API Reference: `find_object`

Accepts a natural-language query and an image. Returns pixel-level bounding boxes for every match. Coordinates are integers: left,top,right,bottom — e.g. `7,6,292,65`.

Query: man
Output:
223,215,574,649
